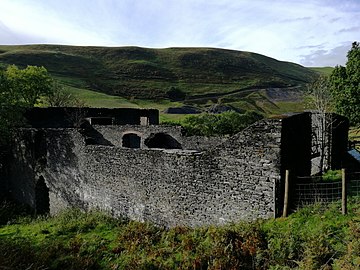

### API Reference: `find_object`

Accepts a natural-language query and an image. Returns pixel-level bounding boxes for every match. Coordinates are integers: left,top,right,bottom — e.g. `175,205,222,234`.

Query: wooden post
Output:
342,168,347,215
283,170,290,218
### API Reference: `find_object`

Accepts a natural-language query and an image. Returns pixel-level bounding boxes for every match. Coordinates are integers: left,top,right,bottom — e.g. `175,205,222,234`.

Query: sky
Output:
0,0,359,67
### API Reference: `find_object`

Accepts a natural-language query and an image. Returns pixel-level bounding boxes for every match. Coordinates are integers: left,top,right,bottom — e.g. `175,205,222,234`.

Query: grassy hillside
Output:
0,198,359,269
0,45,318,116
309,66,335,76
0,45,315,96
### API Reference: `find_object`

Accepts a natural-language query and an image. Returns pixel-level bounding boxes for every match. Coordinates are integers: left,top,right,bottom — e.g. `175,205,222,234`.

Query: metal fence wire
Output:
293,171,360,208
348,172,360,196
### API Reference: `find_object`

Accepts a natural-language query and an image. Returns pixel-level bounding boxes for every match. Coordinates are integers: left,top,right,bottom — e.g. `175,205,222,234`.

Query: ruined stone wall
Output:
0,148,8,197
93,125,226,151
311,112,331,175
7,119,283,227
7,129,43,208
181,135,228,151
4,110,351,226
92,125,183,148
310,113,349,175
24,107,159,128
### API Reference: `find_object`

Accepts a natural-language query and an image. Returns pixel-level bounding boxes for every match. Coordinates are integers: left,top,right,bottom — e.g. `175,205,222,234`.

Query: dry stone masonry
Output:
1,108,349,227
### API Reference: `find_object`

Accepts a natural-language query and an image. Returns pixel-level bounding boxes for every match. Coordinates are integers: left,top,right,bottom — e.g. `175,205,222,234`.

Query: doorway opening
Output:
35,176,50,215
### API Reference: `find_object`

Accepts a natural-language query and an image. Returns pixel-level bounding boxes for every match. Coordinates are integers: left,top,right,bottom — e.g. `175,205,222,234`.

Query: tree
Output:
181,111,263,136
45,81,85,107
307,75,334,114
307,76,334,174
166,86,186,101
5,65,53,107
0,65,54,144
330,41,360,126
0,69,24,144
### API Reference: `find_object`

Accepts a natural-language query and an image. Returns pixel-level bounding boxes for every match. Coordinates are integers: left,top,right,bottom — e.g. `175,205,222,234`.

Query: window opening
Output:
122,133,141,148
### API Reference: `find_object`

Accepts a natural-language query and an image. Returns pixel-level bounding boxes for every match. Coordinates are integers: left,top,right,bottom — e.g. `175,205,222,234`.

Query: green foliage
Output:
0,69,25,144
330,42,360,126
45,80,85,107
166,86,186,101
322,169,342,182
263,198,359,269
333,220,360,269
0,64,55,142
0,69,20,105
5,65,53,107
1,198,360,269
181,110,263,136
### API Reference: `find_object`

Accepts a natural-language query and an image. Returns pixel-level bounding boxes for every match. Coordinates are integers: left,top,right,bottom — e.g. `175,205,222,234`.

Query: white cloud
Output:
0,0,359,66
300,43,351,67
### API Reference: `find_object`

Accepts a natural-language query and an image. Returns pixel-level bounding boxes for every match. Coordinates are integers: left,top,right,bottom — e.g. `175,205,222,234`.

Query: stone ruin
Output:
0,107,350,227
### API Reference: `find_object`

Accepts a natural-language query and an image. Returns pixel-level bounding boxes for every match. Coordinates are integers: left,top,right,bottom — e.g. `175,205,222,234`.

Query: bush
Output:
322,169,342,182
182,110,263,136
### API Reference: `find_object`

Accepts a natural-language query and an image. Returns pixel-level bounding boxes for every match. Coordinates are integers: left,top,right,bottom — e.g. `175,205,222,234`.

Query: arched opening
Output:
122,133,141,148
144,133,182,149
35,176,50,215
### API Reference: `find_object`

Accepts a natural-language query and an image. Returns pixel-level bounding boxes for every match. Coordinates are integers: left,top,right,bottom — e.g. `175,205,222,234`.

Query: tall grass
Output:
0,197,359,269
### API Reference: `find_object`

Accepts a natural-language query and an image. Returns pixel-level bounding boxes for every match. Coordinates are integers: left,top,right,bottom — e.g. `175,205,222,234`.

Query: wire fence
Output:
293,171,360,208
348,172,360,196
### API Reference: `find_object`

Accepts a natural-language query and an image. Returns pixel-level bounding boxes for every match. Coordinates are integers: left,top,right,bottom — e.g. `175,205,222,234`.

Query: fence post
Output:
342,168,347,215
283,170,290,218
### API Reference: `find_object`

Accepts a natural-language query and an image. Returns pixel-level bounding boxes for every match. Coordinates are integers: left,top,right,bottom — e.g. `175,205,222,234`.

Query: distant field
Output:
66,85,310,122
67,86,185,113
309,66,335,76
67,87,139,108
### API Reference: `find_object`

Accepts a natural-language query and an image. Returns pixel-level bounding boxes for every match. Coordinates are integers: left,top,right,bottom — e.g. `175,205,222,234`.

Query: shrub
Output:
182,110,263,136
322,169,342,182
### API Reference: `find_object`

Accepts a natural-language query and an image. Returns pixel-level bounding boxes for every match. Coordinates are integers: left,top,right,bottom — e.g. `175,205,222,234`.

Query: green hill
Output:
0,45,318,116
0,45,316,96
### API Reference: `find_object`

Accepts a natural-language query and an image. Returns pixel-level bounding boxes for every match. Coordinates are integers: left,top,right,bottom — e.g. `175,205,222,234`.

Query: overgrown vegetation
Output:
184,111,264,136
0,198,359,269
322,169,342,182
330,41,360,126
45,80,85,107
162,110,263,136
0,64,74,144
0,64,85,144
